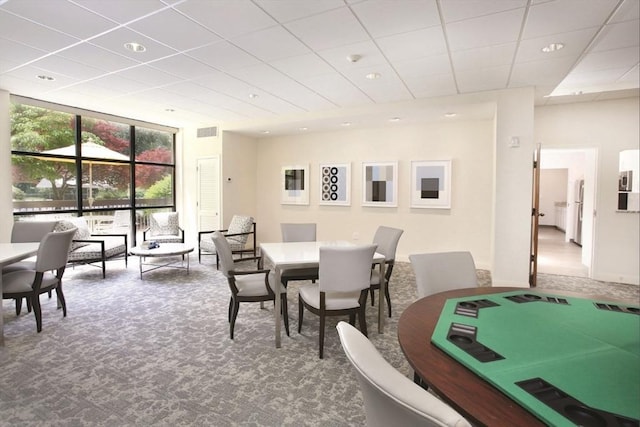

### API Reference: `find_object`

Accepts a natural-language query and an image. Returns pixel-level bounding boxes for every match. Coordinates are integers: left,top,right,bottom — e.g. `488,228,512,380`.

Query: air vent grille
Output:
197,126,218,138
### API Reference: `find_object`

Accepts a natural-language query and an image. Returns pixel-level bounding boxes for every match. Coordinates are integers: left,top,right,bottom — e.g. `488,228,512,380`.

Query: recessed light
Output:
249,93,259,99
124,42,146,53
341,122,352,127
165,108,175,112
444,112,457,118
541,43,564,53
261,130,270,134
36,75,55,81
366,72,381,80
389,117,401,122
346,54,361,63
299,127,308,131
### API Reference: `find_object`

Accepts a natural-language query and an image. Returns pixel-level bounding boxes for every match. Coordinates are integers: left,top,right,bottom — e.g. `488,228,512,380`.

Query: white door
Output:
197,156,220,231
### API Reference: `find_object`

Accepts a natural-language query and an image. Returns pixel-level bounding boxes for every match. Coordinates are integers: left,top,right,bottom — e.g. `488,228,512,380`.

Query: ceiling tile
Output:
351,0,439,38
0,37,47,64
255,0,344,22
451,43,516,71
317,40,388,72
1,0,118,39
572,47,640,73
127,8,221,51
73,0,171,24
510,56,577,87
447,9,524,51
58,42,140,71
610,0,639,23
524,0,619,38
187,41,262,72
516,28,597,63
270,53,335,80
231,25,311,62
456,65,511,93
403,73,458,99
285,7,369,50
90,27,177,61
376,27,448,61
300,73,372,107
440,0,527,23
592,20,640,52
0,10,80,51
117,65,182,86
174,0,277,39
30,55,106,80
149,54,217,79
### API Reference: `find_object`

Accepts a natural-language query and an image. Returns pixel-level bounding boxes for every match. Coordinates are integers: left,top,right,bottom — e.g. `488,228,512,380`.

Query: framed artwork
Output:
319,163,351,206
411,160,452,209
281,164,309,205
362,161,398,207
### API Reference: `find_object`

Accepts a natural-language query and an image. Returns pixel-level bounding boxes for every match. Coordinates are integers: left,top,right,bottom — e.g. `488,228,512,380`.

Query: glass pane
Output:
81,162,131,209
135,127,173,164
12,155,78,213
80,117,131,160
10,103,75,154
135,165,173,207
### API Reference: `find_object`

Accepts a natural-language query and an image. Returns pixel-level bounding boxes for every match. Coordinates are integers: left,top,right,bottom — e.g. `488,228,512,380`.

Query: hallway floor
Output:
537,226,588,277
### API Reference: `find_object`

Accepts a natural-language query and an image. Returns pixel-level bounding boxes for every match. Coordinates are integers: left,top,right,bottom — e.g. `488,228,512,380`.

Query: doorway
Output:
537,148,596,278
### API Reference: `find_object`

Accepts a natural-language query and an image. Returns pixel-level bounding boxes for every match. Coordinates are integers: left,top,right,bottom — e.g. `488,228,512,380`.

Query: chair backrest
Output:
211,231,234,277
409,252,478,299
372,226,404,261
10,221,58,243
150,212,180,236
281,223,316,242
226,215,254,245
35,228,77,273
112,210,130,229
319,244,377,293
336,322,472,427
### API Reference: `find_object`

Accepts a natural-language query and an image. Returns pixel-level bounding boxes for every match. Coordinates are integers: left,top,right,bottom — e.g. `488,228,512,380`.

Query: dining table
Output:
260,240,386,348
0,242,41,346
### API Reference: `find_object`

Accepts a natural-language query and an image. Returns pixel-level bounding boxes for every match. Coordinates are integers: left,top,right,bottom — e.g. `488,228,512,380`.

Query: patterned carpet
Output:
1,258,638,426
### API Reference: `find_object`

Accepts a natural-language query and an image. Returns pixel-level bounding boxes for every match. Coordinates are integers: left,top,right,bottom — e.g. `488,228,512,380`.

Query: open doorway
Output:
537,148,596,278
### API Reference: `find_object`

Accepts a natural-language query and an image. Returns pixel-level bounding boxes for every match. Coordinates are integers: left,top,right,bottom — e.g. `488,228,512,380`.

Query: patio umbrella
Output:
41,140,129,206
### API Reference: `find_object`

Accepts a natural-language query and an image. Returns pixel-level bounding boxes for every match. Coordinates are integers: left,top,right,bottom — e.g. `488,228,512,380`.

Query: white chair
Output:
298,244,377,359
280,223,319,287
409,251,478,299
369,226,404,317
2,228,77,333
336,321,472,427
143,211,184,243
211,231,289,339
198,215,256,266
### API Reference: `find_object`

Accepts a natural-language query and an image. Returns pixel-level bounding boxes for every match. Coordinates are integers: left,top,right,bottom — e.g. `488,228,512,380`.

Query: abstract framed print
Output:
411,160,452,209
281,164,309,205
319,163,351,206
362,161,398,207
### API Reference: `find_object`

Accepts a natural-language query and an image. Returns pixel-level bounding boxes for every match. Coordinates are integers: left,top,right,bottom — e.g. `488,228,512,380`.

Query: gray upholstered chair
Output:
2,228,77,333
56,217,128,279
211,231,289,339
280,223,319,287
409,251,478,299
143,211,184,243
336,321,472,427
298,244,377,359
3,221,58,274
368,226,404,317
199,215,256,266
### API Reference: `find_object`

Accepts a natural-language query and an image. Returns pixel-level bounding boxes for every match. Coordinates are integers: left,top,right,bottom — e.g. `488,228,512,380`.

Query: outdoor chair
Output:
199,215,256,267
143,212,184,243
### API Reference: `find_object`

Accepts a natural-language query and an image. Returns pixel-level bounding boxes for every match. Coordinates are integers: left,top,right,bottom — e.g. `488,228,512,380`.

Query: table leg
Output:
0,275,4,346
378,261,386,334
274,266,282,348
139,256,143,279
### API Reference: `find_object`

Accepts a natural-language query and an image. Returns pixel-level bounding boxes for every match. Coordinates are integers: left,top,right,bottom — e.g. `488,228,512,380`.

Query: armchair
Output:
143,212,184,243
198,215,256,267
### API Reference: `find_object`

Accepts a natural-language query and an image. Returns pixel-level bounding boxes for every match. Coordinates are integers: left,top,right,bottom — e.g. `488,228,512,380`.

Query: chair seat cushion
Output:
235,272,285,297
2,270,59,294
67,236,126,261
200,235,247,254
149,235,183,244
299,283,361,310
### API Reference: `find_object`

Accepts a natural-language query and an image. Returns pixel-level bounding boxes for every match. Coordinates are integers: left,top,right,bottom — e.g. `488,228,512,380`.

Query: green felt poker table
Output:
398,287,640,427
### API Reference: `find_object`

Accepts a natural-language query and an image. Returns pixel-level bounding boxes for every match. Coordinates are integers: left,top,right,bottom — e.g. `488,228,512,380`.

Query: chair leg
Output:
15,298,22,315
31,295,43,333
228,297,233,322
26,297,32,313
282,295,290,337
385,283,392,318
319,312,325,359
55,284,67,317
370,288,375,306
348,313,356,325
358,307,368,337
229,299,240,339
298,295,304,333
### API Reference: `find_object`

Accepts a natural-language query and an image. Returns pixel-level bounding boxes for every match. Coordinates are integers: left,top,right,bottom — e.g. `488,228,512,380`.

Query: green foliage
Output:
144,175,172,199
12,186,25,200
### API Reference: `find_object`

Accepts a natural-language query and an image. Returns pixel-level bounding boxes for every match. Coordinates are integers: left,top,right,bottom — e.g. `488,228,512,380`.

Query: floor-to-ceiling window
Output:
10,96,177,245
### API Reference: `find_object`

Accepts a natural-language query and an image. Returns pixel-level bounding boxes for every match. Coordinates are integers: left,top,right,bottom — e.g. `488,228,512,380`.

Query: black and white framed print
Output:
362,161,398,207
411,160,451,209
319,163,351,206
281,164,309,205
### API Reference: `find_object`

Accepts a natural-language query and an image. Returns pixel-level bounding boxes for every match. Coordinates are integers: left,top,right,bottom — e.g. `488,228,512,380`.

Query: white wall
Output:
221,131,258,227
539,169,568,226
0,90,11,242
535,97,640,285
253,120,495,269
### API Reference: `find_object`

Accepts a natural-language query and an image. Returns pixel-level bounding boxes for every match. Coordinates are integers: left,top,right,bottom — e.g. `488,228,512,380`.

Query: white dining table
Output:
260,240,386,348
0,242,40,346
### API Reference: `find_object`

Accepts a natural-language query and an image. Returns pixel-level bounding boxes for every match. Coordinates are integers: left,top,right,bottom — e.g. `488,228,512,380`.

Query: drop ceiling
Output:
0,0,638,136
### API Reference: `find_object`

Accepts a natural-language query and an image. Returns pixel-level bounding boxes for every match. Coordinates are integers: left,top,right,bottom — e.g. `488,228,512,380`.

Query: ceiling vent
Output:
197,126,218,138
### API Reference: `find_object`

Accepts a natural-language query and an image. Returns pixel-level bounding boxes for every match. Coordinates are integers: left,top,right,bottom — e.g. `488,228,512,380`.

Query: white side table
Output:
130,243,194,279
